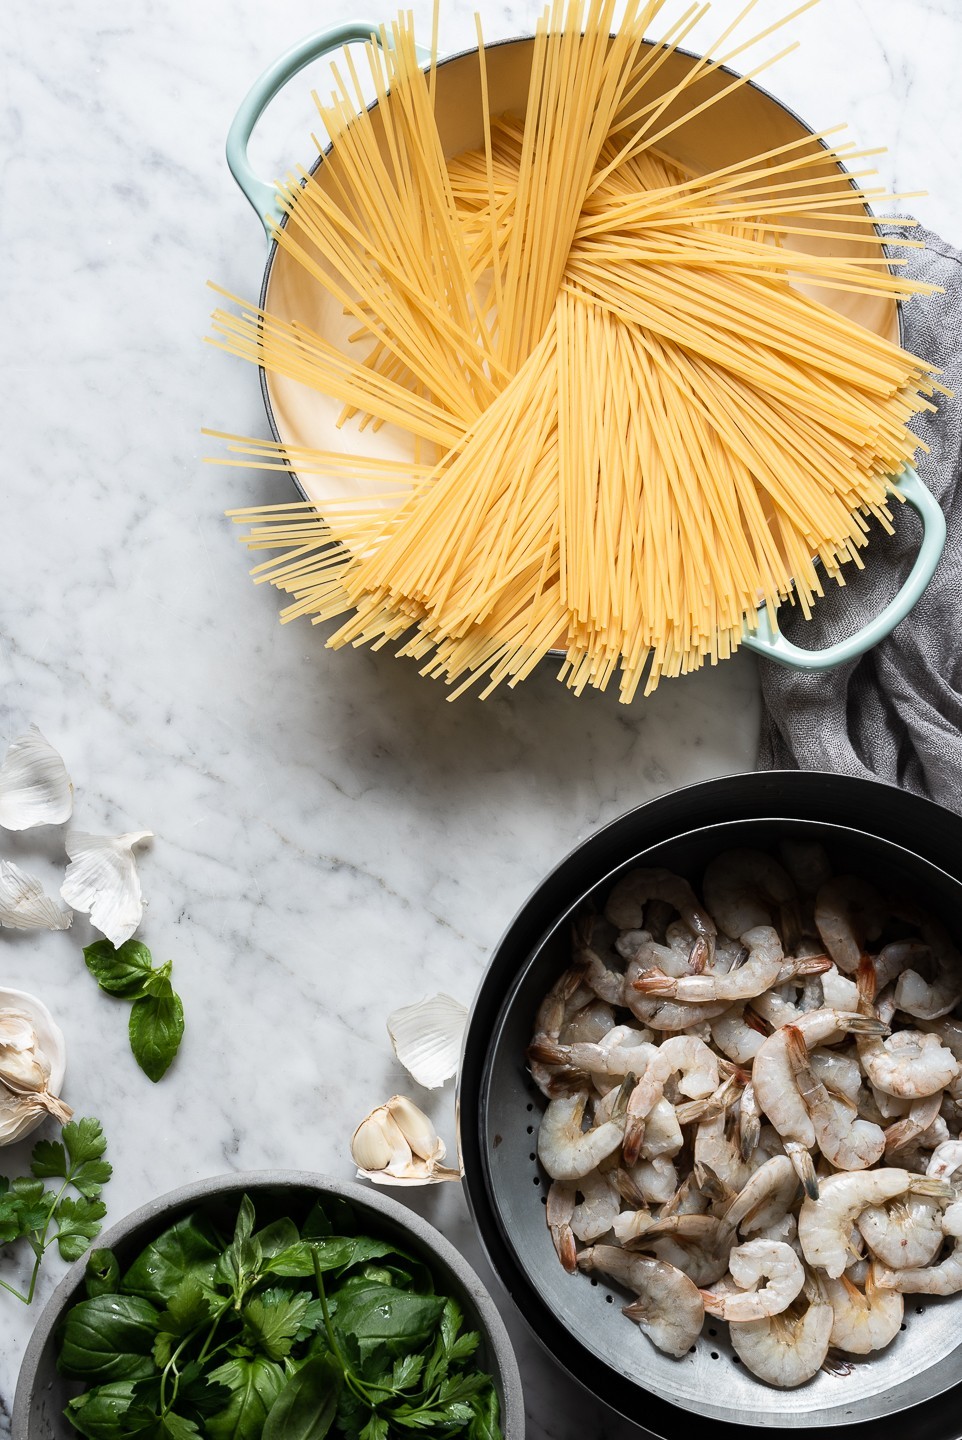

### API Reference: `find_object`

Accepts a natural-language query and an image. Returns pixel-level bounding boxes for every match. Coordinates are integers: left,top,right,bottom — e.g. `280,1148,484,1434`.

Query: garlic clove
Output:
0,726,73,831
61,829,152,947
387,993,467,1089
0,859,73,930
0,989,69,1144
351,1094,462,1186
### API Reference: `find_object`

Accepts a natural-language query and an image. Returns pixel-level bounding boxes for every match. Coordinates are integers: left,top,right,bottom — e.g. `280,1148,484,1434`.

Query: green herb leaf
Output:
359,1418,389,1440
30,1138,67,1181
205,1355,285,1440
333,1282,445,1358
262,1352,341,1440
63,1380,141,1438
64,1116,111,1170
392,1352,425,1391
84,939,155,997
128,980,184,1082
56,1196,108,1261
85,1249,121,1299
242,1292,310,1361
467,1386,503,1440
59,1294,160,1382
122,1212,222,1305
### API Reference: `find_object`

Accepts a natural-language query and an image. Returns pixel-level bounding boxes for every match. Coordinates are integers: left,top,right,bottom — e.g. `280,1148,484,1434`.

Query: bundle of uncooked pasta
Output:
211,0,944,699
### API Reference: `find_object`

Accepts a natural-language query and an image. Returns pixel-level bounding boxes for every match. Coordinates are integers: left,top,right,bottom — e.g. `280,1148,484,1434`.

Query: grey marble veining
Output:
2,0,961,1435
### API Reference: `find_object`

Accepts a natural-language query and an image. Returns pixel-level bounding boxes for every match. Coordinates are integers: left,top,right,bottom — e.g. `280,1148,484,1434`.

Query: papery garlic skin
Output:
0,990,69,1144
351,1094,462,1186
0,859,73,931
387,994,467,1089
0,726,73,831
61,829,152,947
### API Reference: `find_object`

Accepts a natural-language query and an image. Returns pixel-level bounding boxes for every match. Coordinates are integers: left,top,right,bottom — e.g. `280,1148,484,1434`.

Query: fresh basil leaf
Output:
467,1385,503,1440
264,1242,316,1278
83,939,155,997
262,1352,341,1440
129,982,184,1082
176,1363,233,1417
205,1355,286,1440
254,1217,300,1259
63,1380,144,1439
141,961,174,998
242,1292,310,1361
303,1197,355,1240
122,1212,222,1305
56,1196,108,1261
332,1283,445,1357
58,1294,160,1382
214,1198,262,1300
152,1277,214,1365
85,1249,121,1299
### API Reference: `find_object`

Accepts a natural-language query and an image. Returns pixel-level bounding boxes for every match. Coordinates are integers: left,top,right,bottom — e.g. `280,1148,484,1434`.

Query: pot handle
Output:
742,465,945,670
227,24,388,239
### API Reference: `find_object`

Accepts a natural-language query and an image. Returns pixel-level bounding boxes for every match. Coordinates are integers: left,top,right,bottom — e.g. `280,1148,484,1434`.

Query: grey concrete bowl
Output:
14,1170,525,1439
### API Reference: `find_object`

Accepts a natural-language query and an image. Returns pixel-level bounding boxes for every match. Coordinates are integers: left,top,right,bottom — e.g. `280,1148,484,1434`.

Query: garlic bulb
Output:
387,994,467,1089
351,1095,462,1186
0,989,70,1144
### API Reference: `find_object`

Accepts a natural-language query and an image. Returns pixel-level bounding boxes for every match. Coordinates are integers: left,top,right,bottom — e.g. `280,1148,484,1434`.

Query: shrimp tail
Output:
527,1038,568,1066
785,1140,820,1200
631,969,675,997
794,954,832,976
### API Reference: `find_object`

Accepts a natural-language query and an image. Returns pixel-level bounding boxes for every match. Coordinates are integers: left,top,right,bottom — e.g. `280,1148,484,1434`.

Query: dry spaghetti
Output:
210,0,945,700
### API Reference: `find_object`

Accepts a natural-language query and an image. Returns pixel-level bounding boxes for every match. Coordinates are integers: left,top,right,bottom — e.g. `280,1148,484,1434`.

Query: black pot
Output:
459,771,962,1438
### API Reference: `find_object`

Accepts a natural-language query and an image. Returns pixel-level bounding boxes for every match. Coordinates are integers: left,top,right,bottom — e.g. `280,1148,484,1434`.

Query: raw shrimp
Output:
722,1156,799,1236
818,1268,904,1354
694,1110,752,1196
883,1093,942,1156
614,1155,678,1206
815,876,885,973
702,850,798,942
528,1025,655,1078
633,929,828,1004
808,1049,862,1105
874,1231,962,1296
640,1097,684,1159
635,1234,731,1288
786,1028,885,1170
894,919,962,1020
857,1192,944,1270
577,1246,705,1357
701,1239,804,1320
604,869,717,956
559,999,617,1046
538,1082,631,1182
529,961,596,1097
927,1139,962,1181
738,1082,762,1162
617,929,704,979
711,1004,768,1064
623,1036,719,1165
856,1026,959,1099
753,1009,887,1196
546,1181,578,1272
872,940,930,992
578,945,629,1008
728,1302,834,1388
570,1168,621,1243
798,1169,953,1277
919,1016,962,1063
820,965,860,1011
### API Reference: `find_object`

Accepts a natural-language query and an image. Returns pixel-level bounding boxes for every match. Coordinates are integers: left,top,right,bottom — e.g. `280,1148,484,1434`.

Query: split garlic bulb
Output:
351,1094,461,1186
0,989,70,1144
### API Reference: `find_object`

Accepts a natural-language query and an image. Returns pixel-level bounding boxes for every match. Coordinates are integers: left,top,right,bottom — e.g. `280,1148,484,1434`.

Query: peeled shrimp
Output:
640,1097,684,1159
538,1085,629,1181
894,919,962,1020
528,1026,655,1078
753,1009,887,1195
633,929,827,1004
819,1268,904,1354
711,1004,767,1064
604,869,717,959
874,1232,962,1296
570,1168,621,1243
883,1093,943,1157
559,999,617,1046
578,1245,705,1357
798,1169,953,1278
617,929,704,979
728,1301,834,1388
722,1156,799,1237
927,1139,962,1181
857,1192,943,1270
623,1036,718,1165
617,1155,679,1206
856,1026,959,1099
738,1082,762,1162
701,1239,804,1320
815,876,884,973
702,850,797,943
787,1029,885,1170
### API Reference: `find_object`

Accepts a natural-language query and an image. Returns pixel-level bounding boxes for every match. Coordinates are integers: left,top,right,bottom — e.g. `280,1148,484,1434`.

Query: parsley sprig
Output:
0,1117,111,1305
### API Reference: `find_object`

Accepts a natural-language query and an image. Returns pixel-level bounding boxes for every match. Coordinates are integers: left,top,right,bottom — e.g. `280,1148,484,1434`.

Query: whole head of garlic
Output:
351,1094,462,1186
0,989,71,1144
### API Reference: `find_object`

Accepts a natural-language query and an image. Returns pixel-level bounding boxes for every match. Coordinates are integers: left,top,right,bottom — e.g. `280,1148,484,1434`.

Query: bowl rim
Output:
457,770,962,1438
13,1169,525,1440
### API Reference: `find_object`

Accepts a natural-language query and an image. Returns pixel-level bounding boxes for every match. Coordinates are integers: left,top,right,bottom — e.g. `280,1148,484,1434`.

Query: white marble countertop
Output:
2,0,961,1434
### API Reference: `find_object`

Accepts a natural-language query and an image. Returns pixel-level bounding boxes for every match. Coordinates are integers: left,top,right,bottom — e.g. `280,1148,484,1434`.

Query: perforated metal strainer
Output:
459,772,962,1437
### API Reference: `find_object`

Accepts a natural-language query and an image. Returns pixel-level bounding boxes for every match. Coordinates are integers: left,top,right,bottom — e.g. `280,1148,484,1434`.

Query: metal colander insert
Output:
461,786,962,1437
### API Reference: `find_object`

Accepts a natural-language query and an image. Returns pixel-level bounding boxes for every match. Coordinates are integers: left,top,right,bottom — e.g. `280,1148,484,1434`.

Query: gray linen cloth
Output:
758,223,962,810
